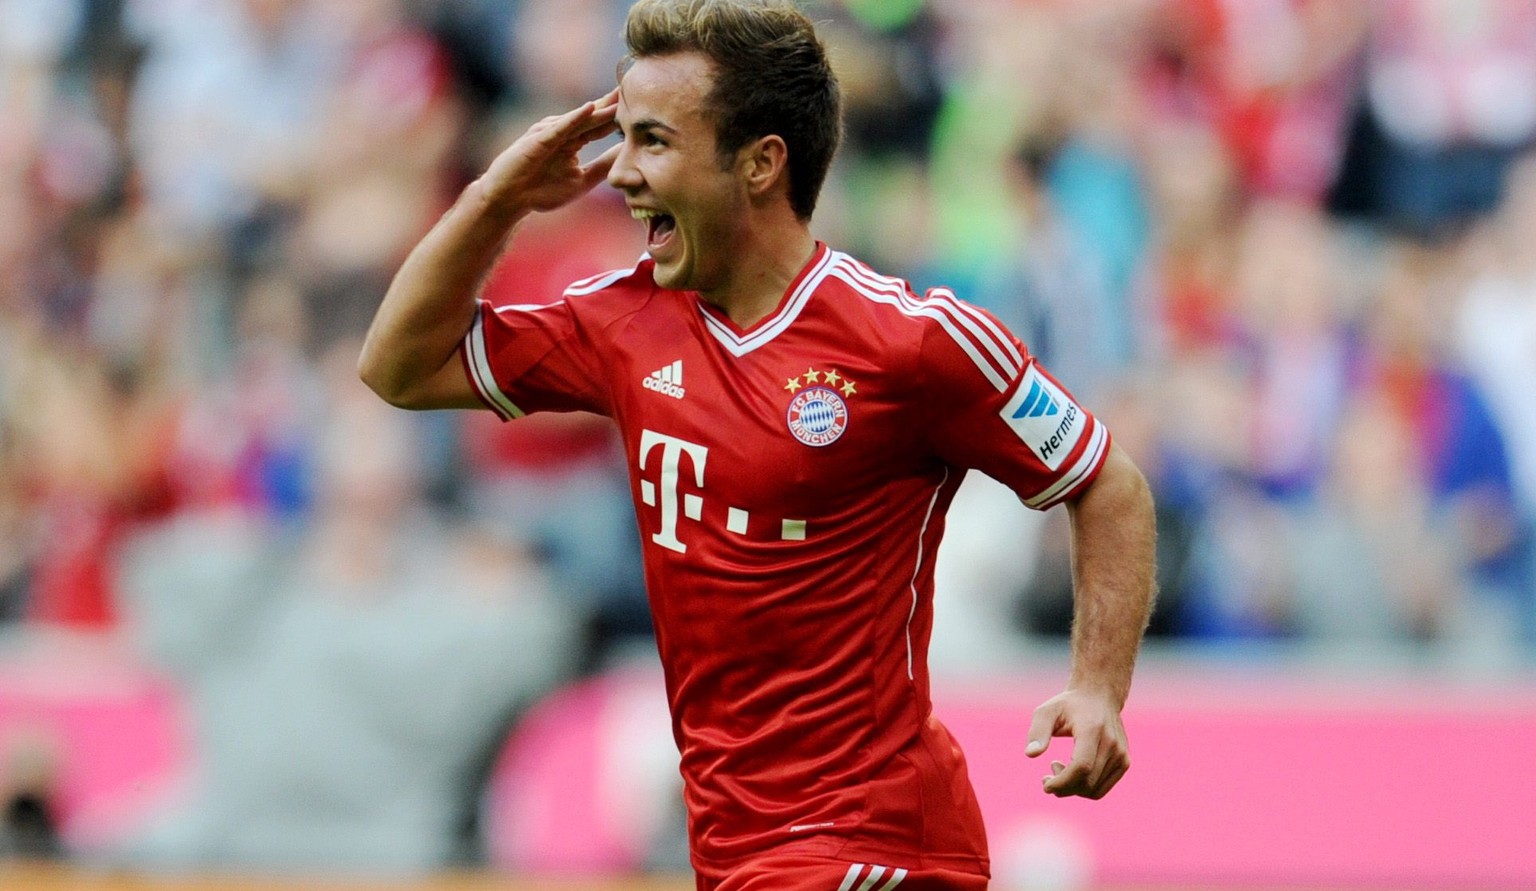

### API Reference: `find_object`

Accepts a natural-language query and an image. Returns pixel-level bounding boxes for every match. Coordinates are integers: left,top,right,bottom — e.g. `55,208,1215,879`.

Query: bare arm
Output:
358,90,621,409
1025,441,1157,799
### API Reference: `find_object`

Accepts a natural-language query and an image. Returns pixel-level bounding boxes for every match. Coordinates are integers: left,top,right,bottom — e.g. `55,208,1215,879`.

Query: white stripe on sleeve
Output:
830,260,1010,392
465,306,524,420
1025,417,1108,509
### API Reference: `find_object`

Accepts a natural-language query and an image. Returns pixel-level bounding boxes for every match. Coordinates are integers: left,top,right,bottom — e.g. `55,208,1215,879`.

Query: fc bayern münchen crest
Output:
787,386,848,447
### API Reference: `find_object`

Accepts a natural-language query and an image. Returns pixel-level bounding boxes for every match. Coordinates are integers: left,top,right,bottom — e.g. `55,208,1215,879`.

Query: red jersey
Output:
463,243,1110,879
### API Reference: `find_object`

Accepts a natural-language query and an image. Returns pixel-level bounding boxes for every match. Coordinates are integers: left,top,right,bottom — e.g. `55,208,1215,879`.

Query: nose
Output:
606,138,642,192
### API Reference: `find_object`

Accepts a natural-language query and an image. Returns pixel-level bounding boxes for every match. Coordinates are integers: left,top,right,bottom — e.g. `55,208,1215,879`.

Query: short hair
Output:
623,0,843,220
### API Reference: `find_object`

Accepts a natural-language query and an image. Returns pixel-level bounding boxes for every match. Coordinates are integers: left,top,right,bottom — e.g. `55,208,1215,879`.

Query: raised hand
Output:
478,88,622,217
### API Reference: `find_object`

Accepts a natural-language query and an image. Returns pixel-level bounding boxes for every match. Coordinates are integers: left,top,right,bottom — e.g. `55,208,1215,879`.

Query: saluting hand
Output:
1025,688,1131,800
478,88,622,217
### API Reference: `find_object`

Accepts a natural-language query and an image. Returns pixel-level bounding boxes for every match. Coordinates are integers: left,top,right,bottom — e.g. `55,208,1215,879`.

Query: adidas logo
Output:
1011,379,1060,419
643,359,686,399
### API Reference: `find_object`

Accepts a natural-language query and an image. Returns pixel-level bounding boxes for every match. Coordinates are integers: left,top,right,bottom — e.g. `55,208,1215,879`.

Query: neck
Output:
700,217,817,329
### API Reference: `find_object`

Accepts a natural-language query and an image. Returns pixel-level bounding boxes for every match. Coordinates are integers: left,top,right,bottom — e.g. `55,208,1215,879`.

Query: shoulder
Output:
808,250,931,352
556,256,659,309
818,250,989,338
561,256,656,299
488,256,659,326
818,249,1025,393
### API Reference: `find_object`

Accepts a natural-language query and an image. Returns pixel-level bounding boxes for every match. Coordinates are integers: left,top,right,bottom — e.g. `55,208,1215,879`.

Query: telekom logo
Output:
638,429,708,553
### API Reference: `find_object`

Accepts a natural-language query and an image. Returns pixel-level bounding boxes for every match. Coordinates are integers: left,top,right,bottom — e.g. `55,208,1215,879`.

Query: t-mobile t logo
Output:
638,429,708,553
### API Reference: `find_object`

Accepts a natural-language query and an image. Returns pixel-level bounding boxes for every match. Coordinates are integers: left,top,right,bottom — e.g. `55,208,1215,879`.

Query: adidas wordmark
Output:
644,359,686,399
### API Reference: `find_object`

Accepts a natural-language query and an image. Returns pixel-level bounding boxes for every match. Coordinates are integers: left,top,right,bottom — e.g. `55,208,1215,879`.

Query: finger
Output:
1043,757,1092,796
1080,730,1112,790
581,143,622,187
1045,733,1099,797
1086,740,1126,792
1025,703,1058,758
566,117,619,150
556,112,618,159
1090,760,1129,800
536,100,605,146
574,102,619,136
1070,731,1100,783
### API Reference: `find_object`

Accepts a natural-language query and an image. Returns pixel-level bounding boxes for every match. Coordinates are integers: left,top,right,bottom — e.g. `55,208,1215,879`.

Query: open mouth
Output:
632,208,676,253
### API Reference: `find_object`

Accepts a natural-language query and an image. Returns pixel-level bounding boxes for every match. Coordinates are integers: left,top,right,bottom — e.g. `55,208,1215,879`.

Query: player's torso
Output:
598,258,985,869
604,257,949,646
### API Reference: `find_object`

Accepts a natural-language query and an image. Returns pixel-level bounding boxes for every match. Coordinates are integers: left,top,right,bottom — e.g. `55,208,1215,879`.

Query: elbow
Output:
356,346,421,410
356,346,393,403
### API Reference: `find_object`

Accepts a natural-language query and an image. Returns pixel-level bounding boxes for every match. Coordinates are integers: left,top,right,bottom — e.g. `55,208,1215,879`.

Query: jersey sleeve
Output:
917,288,1110,509
461,296,612,421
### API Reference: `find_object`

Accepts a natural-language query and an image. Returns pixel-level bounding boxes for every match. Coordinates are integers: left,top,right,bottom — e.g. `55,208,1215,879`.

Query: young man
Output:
359,1,1157,888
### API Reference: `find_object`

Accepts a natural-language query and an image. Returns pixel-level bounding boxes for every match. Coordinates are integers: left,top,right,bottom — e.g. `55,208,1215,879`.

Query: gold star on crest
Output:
823,369,841,386
803,366,822,384
784,376,801,393
840,379,857,397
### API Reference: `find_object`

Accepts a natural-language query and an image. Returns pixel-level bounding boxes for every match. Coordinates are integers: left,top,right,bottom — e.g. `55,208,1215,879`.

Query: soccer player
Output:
358,1,1157,888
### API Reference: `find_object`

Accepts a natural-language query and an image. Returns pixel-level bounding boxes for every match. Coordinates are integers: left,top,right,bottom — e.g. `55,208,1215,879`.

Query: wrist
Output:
465,176,531,228
1065,676,1129,710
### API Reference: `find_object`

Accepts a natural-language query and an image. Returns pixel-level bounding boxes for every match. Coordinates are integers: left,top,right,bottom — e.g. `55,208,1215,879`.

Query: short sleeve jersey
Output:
463,244,1110,879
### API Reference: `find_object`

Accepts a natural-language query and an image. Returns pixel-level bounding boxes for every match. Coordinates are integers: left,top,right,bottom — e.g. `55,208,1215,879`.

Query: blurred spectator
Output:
1354,241,1526,645
1233,199,1350,498
292,0,463,348
1334,0,1536,234
113,345,579,873
124,0,336,242
505,0,627,110
2,328,173,630
1284,391,1462,642
1144,0,1369,202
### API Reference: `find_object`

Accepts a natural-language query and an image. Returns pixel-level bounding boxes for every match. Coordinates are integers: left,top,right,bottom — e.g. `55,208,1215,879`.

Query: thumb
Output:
1025,701,1057,758
582,143,622,188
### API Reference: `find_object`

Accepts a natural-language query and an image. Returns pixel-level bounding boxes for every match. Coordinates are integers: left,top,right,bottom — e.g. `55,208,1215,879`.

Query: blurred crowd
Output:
3,0,1536,874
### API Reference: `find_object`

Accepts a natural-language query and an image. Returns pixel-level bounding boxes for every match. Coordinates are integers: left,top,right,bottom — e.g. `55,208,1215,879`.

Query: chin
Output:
650,261,689,292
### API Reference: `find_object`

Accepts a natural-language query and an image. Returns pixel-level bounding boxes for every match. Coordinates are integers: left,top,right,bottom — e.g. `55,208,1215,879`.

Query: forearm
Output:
357,178,529,408
1064,443,1157,708
360,93,619,408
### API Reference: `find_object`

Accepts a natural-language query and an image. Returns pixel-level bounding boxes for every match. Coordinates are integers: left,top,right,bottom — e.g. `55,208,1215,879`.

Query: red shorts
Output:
695,853,989,891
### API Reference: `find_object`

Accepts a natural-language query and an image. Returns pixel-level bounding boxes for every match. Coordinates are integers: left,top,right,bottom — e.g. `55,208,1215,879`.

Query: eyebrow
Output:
620,117,679,138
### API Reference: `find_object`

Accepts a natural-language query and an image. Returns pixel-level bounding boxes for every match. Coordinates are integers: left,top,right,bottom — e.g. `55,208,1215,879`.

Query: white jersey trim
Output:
469,263,640,418
829,254,1018,393
465,305,525,420
929,284,1025,371
906,468,950,681
564,263,640,297
699,247,836,356
1024,415,1108,509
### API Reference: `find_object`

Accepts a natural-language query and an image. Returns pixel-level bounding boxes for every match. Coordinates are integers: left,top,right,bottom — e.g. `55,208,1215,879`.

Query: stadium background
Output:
2,0,1534,888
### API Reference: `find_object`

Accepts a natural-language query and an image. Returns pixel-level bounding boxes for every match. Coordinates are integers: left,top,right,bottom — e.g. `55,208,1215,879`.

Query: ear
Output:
740,135,789,201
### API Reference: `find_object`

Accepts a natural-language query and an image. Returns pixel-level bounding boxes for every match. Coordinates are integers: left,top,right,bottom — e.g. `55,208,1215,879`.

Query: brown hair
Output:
623,0,842,220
